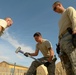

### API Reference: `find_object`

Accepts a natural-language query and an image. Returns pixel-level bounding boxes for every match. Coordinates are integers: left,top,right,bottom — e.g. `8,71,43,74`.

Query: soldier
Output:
0,17,13,36
25,32,56,75
53,1,76,75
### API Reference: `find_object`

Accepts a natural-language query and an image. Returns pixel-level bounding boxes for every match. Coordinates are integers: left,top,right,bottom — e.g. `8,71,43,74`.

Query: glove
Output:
56,44,60,54
24,52,30,57
44,62,51,67
72,34,76,47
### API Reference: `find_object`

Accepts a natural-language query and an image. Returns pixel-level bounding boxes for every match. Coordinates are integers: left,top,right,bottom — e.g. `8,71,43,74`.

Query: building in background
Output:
0,61,28,75
0,61,48,75
0,61,67,75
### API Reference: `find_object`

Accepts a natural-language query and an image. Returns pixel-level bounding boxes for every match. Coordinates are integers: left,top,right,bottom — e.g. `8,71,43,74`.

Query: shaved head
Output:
53,1,61,6
4,17,13,27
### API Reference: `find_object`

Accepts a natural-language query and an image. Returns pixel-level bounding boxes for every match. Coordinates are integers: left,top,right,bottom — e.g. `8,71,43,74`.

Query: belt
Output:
59,30,68,40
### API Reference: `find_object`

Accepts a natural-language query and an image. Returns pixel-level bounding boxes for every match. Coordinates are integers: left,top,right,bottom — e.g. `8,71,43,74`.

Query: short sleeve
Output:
36,44,39,50
67,7,76,31
0,19,7,29
45,40,52,49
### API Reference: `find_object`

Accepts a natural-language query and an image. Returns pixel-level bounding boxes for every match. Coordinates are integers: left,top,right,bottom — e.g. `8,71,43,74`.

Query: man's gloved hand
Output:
56,44,60,54
72,34,76,47
44,62,51,67
24,52,30,57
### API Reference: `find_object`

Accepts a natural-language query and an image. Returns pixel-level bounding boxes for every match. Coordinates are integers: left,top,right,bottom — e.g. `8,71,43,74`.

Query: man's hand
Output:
47,56,53,62
47,48,54,62
24,52,30,57
73,30,76,34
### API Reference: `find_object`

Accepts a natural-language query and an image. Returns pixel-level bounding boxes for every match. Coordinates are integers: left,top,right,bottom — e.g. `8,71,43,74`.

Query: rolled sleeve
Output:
45,40,52,49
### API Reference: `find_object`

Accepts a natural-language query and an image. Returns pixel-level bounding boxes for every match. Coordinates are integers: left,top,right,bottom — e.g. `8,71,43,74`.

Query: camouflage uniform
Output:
60,32,76,75
26,57,55,75
59,52,74,75
57,6,76,75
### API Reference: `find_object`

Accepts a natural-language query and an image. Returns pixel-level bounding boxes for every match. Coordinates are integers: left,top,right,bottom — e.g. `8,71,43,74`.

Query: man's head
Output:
52,1,65,13
4,17,13,27
33,32,42,43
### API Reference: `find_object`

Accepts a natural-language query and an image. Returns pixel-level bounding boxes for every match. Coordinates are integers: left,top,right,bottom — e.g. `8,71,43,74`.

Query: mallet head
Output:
15,47,21,53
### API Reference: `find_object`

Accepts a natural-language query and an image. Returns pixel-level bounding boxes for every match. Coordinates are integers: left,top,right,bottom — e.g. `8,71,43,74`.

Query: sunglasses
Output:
53,7,57,11
53,4,60,11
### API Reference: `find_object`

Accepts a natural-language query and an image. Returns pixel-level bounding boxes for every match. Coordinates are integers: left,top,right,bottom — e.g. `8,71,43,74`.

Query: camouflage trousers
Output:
60,32,76,75
26,58,55,75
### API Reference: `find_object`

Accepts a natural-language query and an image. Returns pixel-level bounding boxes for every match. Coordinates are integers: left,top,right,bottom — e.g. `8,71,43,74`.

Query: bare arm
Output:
47,48,54,62
30,49,39,56
0,26,3,32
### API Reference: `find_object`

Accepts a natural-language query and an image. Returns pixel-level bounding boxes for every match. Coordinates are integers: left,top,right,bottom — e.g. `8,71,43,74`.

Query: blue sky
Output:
0,0,76,67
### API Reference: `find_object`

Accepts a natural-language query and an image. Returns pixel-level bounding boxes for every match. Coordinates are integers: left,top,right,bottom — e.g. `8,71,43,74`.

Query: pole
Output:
13,62,16,75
